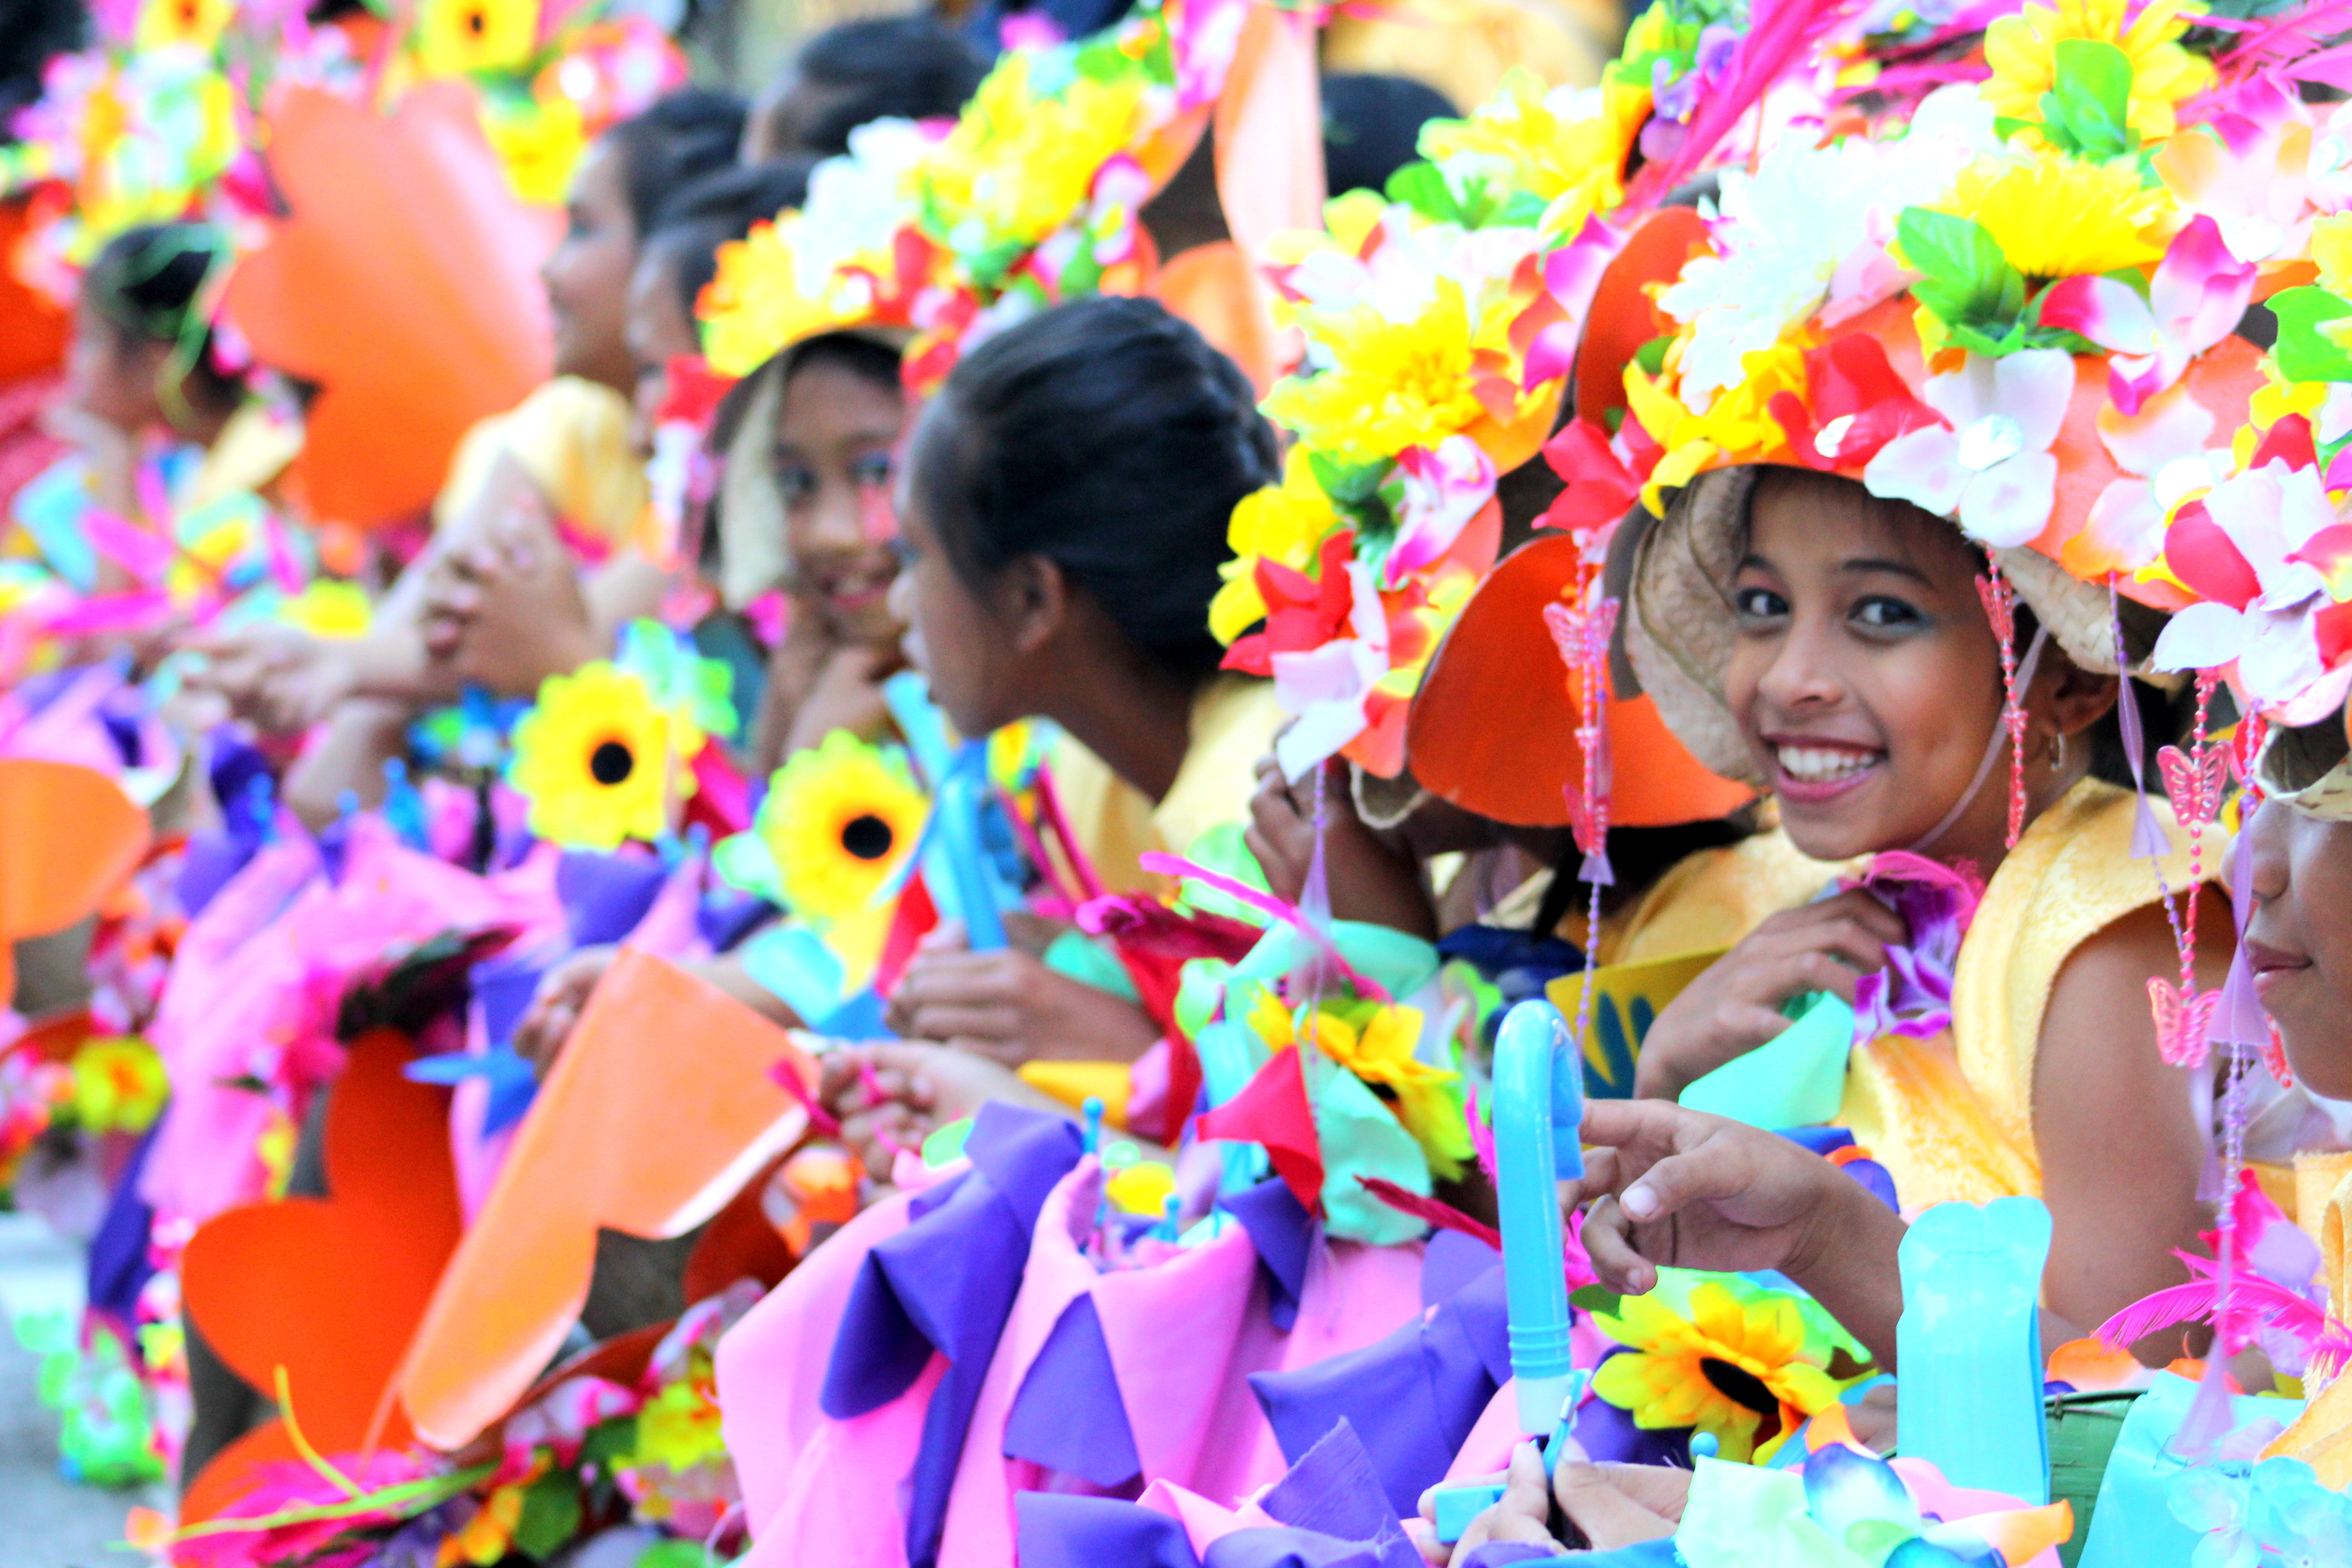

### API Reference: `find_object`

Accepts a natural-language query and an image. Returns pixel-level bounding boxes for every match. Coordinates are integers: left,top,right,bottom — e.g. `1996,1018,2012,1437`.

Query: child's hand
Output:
779,642,901,757
185,624,353,734
1575,1098,1906,1367
822,1040,1072,1180
1244,753,1437,939
1406,1442,1690,1563
884,920,1162,1064
1631,890,1902,1100
513,946,619,1078
421,501,602,696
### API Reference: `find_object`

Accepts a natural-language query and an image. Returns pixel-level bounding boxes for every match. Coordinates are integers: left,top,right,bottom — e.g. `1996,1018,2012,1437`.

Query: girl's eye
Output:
774,466,816,506
1733,585,1788,620
851,452,894,488
1852,595,1925,630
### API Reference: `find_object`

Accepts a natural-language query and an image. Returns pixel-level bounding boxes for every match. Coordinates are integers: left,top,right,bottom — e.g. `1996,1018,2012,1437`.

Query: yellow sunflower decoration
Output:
715,730,926,927
414,0,544,80
1589,1274,1866,1463
508,663,700,851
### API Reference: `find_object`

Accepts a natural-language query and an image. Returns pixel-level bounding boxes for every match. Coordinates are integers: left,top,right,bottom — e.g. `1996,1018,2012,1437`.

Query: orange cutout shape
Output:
179,1030,464,1513
222,82,554,529
1405,533,1755,828
0,760,150,1005
396,950,815,1449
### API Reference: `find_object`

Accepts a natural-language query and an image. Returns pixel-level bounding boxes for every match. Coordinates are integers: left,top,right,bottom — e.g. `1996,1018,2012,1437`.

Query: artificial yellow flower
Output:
746,730,926,924
441,1476,525,1566
1419,70,1649,235
69,1039,167,1135
1306,1004,1472,1181
1266,283,1496,465
1938,149,2171,280
2312,212,2352,299
916,53,1147,252
482,94,587,207
632,1378,729,1475
1628,333,1809,511
1590,1280,1843,1463
696,212,887,377
1211,447,1344,644
508,663,699,851
134,0,233,52
1983,0,2214,143
413,0,542,80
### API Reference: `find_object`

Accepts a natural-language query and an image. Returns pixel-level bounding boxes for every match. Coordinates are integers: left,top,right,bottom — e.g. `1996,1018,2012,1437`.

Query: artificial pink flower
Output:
1385,436,1497,588
1862,348,2074,547
2037,216,2255,416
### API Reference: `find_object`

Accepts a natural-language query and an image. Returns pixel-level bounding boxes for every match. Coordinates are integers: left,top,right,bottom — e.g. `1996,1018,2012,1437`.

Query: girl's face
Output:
777,355,906,645
889,402,1028,738
542,139,638,392
624,248,701,458
66,301,165,432
1725,470,2023,865
2242,796,2352,1098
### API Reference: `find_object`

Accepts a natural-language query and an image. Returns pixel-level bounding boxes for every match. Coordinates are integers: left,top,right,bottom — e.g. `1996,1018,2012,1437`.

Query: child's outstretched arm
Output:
1576,1099,1908,1369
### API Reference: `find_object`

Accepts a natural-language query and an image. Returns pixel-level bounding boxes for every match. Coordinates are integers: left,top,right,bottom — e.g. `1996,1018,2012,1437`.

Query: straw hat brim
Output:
1624,464,2166,786
2258,712,2352,821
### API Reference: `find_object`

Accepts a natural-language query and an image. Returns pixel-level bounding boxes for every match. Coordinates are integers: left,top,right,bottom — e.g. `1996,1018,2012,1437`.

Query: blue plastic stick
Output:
1895,1196,2053,1504
1081,1096,1105,1156
1431,999,1587,1545
881,670,957,790
935,741,1007,952
1493,997,1586,1435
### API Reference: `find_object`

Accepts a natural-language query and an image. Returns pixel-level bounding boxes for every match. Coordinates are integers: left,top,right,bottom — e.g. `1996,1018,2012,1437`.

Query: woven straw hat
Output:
2257,714,2352,822
1624,464,2173,786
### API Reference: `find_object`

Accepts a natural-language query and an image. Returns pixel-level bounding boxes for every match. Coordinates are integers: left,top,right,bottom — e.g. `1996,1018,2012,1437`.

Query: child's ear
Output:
999,554,1068,657
2043,652,2121,743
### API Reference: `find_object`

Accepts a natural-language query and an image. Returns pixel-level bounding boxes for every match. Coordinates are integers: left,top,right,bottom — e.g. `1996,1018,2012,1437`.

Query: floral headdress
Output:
1207,0,1874,794
696,0,1245,395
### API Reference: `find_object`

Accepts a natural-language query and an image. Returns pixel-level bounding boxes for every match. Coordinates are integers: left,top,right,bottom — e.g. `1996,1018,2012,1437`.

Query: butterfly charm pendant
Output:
2149,977,2219,1068
2158,743,2228,826
2262,1016,2294,1088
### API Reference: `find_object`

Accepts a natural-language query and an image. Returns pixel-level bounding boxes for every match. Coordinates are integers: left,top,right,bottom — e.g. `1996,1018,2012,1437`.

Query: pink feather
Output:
1645,0,1867,194
2213,0,2352,78
2094,1248,2332,1355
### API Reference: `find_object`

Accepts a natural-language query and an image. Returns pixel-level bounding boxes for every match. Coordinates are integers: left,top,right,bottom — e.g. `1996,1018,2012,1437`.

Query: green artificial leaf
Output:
1571,1284,1624,1317
1496,189,1552,229
2269,286,2352,384
1897,208,2010,298
579,1412,641,1472
2042,39,2136,159
1308,451,1392,509
1632,333,1675,377
1992,114,2041,142
511,1470,583,1561
635,1543,717,1568
1385,162,1462,226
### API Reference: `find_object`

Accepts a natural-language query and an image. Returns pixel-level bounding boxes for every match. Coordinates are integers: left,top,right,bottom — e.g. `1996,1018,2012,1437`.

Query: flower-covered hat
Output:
1210,0,1851,789
695,0,1247,397
1555,0,2352,784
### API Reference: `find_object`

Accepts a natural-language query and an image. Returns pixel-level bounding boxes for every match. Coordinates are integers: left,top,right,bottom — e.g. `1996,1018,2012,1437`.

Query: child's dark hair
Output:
915,295,1277,680
83,222,243,411
644,158,818,318
786,331,903,398
604,88,749,239
789,16,988,154
1323,73,1460,196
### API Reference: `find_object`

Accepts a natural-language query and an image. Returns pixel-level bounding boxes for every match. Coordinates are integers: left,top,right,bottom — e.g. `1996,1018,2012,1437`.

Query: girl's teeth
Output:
1777,746,1876,783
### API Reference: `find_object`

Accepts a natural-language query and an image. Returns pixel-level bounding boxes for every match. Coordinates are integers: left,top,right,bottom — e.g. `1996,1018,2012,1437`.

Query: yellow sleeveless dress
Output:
1839,779,2221,1212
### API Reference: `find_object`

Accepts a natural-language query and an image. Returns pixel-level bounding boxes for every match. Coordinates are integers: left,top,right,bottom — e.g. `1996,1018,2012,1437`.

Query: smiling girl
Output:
1622,463,2232,1352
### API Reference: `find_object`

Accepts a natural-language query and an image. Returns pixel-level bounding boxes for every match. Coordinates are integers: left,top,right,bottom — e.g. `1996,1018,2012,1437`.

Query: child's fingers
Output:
1579,1196,1659,1295
898,1004,1022,1043
1551,1462,1678,1550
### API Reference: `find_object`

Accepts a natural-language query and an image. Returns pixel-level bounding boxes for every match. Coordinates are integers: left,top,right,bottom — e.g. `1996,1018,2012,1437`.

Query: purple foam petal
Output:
1014,1493,1201,1568
1003,1294,1143,1488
